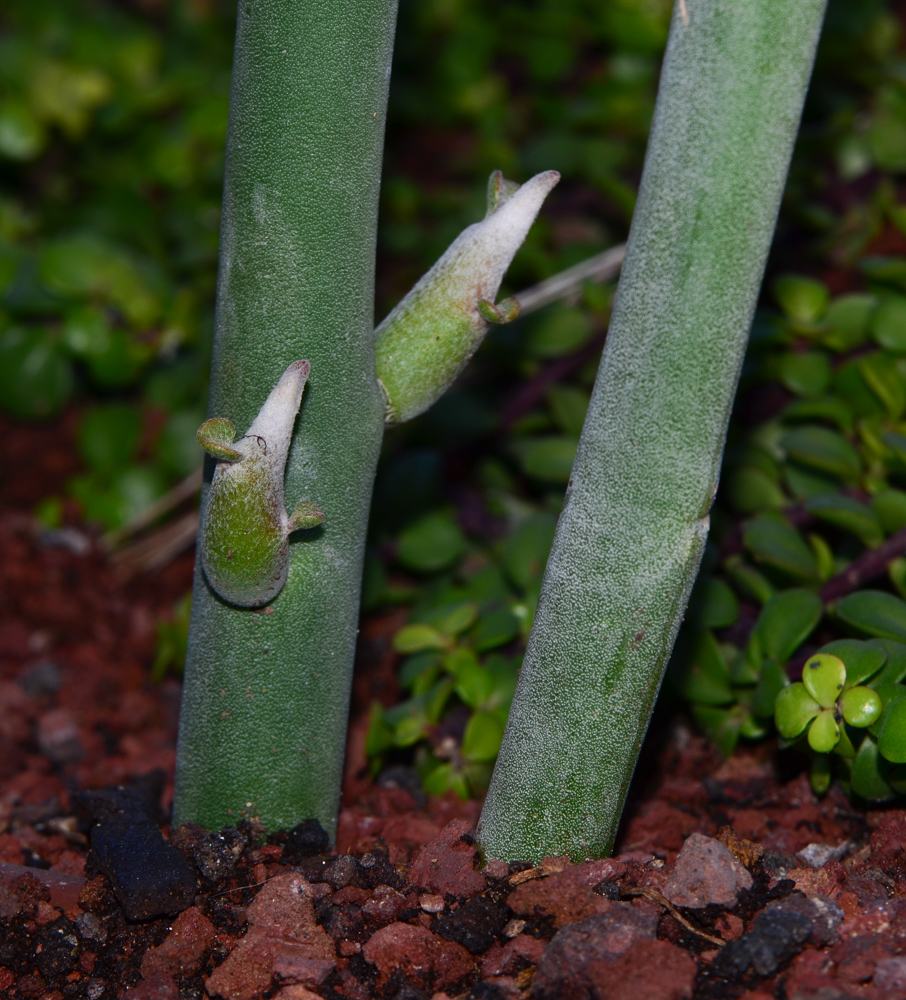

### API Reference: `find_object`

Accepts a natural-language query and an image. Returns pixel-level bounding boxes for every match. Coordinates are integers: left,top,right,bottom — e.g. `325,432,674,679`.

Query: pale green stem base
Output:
478,0,827,863
174,0,397,840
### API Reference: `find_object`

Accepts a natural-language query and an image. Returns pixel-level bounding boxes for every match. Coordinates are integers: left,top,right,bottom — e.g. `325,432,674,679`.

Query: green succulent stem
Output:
478,0,828,862
173,0,398,838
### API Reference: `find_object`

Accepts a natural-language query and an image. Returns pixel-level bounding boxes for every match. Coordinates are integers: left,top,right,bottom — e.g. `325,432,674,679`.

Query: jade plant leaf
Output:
804,493,884,548
775,683,821,739
837,591,906,642
852,736,895,801
807,709,840,752
801,653,846,707
839,686,883,728
820,639,887,687
878,698,906,764
754,587,822,662
779,425,861,481
743,516,819,581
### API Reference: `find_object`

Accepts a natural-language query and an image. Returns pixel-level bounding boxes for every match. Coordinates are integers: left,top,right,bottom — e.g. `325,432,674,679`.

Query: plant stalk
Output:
174,0,397,839
478,0,827,862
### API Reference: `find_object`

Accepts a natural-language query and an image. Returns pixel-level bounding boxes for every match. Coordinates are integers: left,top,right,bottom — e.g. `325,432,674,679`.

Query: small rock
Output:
531,905,659,999
362,884,411,924
480,933,545,977
420,893,446,913
75,911,108,943
873,956,906,992
762,850,798,877
141,904,216,979
0,866,48,919
37,708,83,764
766,892,843,947
508,859,623,927
363,921,474,989
75,786,195,921
664,832,752,909
172,823,246,884
205,873,334,1000
711,908,813,979
271,987,325,1000
434,895,511,954
359,849,400,888
796,842,851,868
534,929,694,1000
0,860,85,913
19,660,62,697
407,820,486,897
122,976,179,1000
284,819,330,861
323,854,364,889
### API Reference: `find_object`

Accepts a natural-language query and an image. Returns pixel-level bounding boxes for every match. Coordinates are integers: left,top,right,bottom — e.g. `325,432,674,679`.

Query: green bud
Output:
198,360,324,608
375,170,560,424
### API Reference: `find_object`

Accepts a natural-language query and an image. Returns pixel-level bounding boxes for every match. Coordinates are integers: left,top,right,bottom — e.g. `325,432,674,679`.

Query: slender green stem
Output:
174,0,397,839
478,0,827,863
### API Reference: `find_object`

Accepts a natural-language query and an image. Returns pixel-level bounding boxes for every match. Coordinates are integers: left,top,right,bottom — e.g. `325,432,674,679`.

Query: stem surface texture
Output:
175,0,397,838
478,0,827,863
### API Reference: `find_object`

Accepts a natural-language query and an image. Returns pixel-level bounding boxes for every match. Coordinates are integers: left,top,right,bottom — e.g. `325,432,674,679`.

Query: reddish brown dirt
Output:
3,417,906,1000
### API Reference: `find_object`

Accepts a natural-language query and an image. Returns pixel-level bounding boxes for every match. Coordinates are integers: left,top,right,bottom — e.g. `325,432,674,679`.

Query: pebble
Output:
433,895,510,954
531,904,659,999
74,785,195,922
663,832,752,909
711,908,813,979
140,904,216,979
407,819,486,897
171,822,246,884
283,818,329,861
36,708,82,765
362,921,474,990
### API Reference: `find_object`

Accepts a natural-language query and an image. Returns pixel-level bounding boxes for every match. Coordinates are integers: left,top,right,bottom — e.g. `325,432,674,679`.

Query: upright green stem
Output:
478,0,827,862
174,0,397,839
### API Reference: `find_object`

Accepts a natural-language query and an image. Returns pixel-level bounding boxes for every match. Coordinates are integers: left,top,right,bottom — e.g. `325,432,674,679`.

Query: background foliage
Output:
4,0,906,799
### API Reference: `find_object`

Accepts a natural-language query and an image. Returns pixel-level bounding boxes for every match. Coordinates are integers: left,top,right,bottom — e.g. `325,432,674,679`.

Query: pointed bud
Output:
198,360,323,608
374,170,560,423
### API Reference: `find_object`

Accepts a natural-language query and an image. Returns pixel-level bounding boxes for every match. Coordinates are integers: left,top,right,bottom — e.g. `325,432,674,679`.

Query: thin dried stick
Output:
622,886,726,947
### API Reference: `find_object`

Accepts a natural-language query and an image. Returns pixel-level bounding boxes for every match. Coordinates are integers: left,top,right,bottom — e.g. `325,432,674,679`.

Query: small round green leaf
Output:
819,639,886,687
513,435,579,483
807,709,840,753
837,591,906,642
393,624,447,654
851,736,895,801
872,295,906,352
839,686,882,728
801,653,846,707
878,697,906,764
754,588,822,663
779,426,861,482
774,683,820,739
742,516,819,581
774,274,829,325
462,711,505,762
397,511,466,573
778,351,830,397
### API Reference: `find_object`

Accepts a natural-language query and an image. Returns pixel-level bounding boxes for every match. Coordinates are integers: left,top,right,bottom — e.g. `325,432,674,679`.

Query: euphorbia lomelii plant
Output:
176,0,828,860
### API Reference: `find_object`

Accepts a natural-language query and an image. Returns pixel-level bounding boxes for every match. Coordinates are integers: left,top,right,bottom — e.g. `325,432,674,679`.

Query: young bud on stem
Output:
197,360,324,608
374,170,560,423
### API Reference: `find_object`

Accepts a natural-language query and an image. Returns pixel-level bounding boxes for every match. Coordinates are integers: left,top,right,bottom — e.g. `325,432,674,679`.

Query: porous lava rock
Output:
205,872,334,1000
362,920,475,989
664,831,753,908
407,819,487,897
